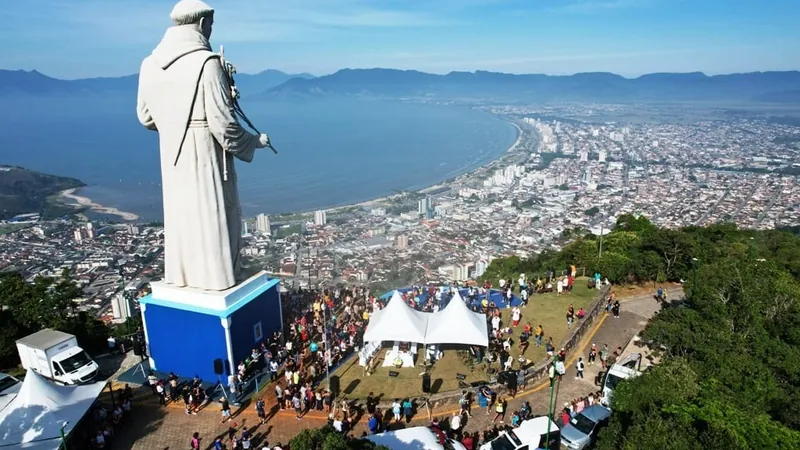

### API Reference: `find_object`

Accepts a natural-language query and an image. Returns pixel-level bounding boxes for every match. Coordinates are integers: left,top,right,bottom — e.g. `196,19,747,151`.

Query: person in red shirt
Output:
461,432,475,450
560,409,571,427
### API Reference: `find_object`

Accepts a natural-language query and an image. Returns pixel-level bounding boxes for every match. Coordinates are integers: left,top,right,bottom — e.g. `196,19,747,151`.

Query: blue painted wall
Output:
229,284,282,366
144,303,227,381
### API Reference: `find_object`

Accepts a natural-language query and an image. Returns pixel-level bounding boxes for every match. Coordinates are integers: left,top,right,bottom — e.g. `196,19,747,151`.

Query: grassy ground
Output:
329,280,598,400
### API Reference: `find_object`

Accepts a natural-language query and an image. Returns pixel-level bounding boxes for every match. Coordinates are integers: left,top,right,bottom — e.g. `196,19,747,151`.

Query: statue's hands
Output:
257,133,270,149
257,133,278,154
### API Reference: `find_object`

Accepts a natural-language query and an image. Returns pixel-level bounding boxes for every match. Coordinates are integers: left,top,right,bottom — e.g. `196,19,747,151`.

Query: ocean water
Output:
0,96,515,220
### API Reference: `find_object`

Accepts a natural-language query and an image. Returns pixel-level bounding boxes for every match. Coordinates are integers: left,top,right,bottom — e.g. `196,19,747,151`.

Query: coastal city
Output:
1,104,799,321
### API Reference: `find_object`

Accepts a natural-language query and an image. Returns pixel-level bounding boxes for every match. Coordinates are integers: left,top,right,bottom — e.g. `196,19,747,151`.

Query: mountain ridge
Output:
263,68,800,103
1,67,798,103
0,68,314,97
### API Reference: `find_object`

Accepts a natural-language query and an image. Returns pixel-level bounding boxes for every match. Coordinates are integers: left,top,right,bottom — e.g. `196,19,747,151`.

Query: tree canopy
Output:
289,426,389,450
483,216,800,448
481,215,800,285
0,269,110,368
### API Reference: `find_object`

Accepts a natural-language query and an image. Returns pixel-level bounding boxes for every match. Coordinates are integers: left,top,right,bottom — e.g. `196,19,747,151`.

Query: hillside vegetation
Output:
0,165,84,219
483,216,800,448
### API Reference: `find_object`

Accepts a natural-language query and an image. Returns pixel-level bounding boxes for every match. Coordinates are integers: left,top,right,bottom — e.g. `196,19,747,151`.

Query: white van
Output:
365,426,467,450
600,353,642,408
480,416,560,450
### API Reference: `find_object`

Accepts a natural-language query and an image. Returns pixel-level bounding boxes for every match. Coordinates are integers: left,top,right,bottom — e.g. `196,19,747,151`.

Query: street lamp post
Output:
598,225,604,259
544,353,559,450
691,257,699,299
59,421,69,450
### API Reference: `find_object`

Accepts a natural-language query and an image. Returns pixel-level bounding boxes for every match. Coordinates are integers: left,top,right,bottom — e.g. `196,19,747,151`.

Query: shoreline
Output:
58,188,140,221
324,118,525,214
60,117,525,222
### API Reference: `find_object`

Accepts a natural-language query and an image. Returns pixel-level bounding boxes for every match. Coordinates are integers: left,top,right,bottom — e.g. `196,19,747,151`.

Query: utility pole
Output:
598,225,604,259
544,353,559,449
691,257,699,299
59,421,69,450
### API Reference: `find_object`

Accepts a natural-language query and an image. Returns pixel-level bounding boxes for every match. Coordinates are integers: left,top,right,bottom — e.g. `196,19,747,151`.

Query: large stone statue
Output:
136,0,271,291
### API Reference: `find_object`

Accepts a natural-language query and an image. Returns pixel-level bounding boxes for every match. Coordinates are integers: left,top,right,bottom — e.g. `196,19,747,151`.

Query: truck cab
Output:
50,346,99,384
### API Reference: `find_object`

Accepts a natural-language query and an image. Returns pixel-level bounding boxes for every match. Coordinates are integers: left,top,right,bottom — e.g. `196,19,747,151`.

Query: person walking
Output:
220,397,232,423
255,397,266,424
190,432,201,450
575,357,585,379
492,398,506,423
600,344,610,369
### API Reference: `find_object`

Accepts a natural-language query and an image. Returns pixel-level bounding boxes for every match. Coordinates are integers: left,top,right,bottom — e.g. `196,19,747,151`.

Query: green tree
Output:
289,427,389,450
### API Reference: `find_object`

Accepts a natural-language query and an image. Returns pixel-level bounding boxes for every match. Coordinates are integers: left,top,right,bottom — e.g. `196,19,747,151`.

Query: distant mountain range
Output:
0,68,314,97
265,69,800,103
1,67,799,103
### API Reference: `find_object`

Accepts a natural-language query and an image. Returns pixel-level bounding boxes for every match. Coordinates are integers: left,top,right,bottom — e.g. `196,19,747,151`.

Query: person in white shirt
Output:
557,279,564,295
491,315,501,331
450,413,462,432
511,307,521,327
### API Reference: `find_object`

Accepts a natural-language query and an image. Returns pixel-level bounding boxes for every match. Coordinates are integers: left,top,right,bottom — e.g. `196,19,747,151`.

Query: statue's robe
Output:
137,25,260,291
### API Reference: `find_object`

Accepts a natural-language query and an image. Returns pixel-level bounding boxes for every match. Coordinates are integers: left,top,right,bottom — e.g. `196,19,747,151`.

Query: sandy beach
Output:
58,188,140,221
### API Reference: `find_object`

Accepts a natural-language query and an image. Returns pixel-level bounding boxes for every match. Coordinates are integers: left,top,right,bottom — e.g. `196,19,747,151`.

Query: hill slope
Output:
0,68,314,97
484,216,800,448
266,69,800,103
0,166,85,219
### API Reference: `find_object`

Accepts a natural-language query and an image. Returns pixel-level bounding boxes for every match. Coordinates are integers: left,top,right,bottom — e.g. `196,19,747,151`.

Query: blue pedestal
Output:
139,271,282,381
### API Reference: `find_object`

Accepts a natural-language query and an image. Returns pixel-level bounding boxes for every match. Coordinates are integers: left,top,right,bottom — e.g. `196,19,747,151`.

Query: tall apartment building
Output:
256,213,271,235
314,210,327,226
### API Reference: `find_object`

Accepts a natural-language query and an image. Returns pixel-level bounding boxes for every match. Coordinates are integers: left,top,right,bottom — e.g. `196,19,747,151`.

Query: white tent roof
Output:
0,369,105,450
426,290,489,346
364,291,429,343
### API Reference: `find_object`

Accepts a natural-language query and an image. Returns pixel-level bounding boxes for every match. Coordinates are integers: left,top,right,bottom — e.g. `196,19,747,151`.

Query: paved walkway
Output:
111,295,663,449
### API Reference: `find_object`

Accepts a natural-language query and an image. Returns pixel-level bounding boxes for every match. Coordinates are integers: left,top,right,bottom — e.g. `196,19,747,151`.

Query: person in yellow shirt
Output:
362,310,370,321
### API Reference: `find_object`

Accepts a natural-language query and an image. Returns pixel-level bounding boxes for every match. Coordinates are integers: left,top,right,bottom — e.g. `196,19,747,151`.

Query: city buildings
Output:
256,213,271,235
314,210,327,226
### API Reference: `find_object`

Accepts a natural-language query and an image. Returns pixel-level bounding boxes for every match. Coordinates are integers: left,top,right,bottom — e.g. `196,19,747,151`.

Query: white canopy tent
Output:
0,369,105,450
364,291,429,343
426,290,489,346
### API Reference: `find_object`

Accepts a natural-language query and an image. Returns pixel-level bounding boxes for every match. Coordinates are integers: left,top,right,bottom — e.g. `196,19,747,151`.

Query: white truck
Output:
600,353,643,408
16,329,99,385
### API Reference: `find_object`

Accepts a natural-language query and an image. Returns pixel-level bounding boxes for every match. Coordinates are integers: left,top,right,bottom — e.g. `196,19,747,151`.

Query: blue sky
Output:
1,0,798,78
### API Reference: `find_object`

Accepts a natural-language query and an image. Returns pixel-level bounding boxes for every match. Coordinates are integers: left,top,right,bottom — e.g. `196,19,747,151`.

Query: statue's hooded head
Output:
170,0,215,40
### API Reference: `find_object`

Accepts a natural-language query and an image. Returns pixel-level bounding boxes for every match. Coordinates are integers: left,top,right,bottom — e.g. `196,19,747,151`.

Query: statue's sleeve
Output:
136,63,157,131
202,58,259,163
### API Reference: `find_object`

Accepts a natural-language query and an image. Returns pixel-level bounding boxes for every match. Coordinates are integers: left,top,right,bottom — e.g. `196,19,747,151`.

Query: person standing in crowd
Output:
600,343,610,369
566,304,575,328
220,396,232,423
255,397,266,424
190,432,201,450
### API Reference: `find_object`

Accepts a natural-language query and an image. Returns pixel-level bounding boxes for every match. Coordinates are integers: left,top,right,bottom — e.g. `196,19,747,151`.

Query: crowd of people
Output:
71,384,135,449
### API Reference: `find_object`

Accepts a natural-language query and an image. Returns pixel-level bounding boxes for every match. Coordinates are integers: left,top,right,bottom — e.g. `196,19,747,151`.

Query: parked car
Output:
0,372,22,412
559,405,611,450
480,416,560,450
364,426,467,450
